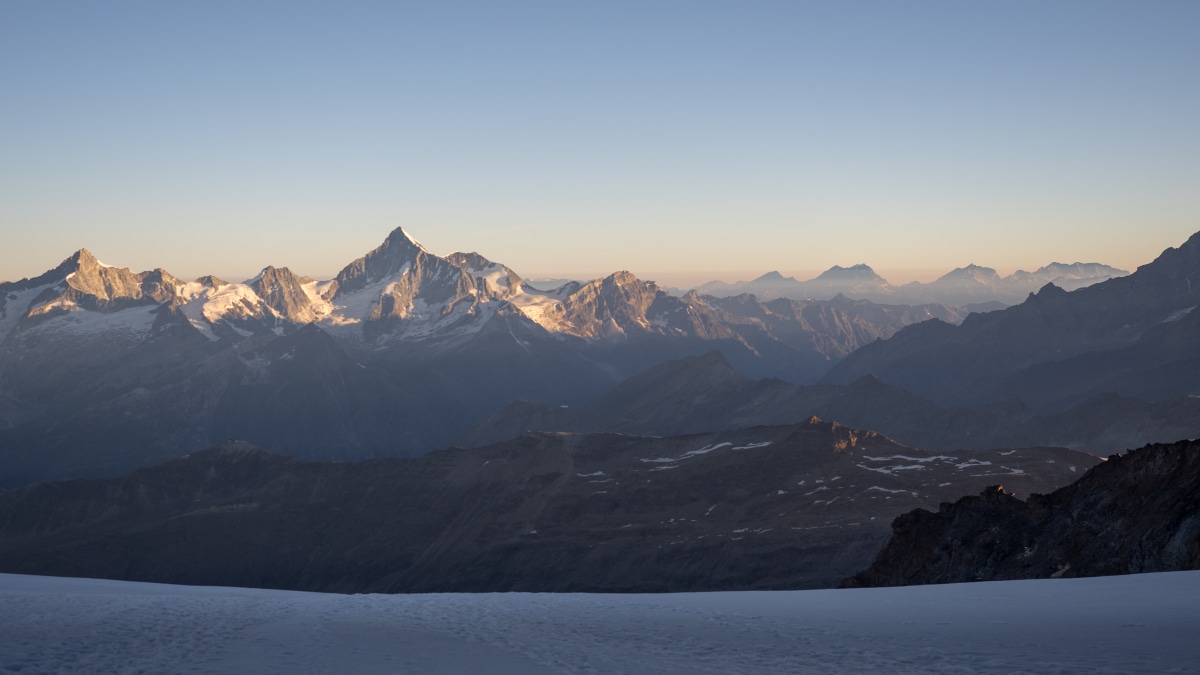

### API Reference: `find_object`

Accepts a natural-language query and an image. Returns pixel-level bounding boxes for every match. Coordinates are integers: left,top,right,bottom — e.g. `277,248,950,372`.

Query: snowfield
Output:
1,572,1198,674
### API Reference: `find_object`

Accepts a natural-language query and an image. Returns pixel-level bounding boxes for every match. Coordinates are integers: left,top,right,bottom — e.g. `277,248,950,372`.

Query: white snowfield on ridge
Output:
2,571,1197,674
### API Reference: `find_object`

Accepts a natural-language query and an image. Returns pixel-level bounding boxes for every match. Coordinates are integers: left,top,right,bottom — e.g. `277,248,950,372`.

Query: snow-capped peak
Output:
386,226,429,254
245,267,272,285
446,252,524,297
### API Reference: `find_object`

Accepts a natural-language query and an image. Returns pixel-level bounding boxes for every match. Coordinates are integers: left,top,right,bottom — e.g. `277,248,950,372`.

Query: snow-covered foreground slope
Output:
2,573,1198,674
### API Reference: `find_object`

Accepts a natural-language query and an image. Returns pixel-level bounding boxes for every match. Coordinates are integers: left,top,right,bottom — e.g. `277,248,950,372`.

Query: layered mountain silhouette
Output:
463,350,1200,454
684,261,1127,306
843,438,1200,587
3,227,1192,599
0,420,1094,592
0,227,975,487
822,231,1200,412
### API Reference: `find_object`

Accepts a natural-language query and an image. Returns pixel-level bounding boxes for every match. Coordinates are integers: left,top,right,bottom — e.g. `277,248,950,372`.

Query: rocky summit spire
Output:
384,226,428,254
71,248,101,269
332,227,434,295
250,266,316,322
60,250,146,303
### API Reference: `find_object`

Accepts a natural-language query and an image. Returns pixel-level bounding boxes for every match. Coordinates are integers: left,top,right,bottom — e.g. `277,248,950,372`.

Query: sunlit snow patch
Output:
27,304,158,339
639,439,767,468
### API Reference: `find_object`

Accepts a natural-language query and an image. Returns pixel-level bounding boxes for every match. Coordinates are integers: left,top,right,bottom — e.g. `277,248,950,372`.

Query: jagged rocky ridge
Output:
0,227,971,487
842,439,1200,588
0,228,969,355
0,419,1095,593
1,228,1194,491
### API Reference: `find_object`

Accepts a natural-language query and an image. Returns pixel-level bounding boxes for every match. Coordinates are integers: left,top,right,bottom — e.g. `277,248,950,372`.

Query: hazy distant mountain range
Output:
822,231,1200,412
2,227,1198,598
0,227,1196,491
0,227,968,487
676,261,1128,307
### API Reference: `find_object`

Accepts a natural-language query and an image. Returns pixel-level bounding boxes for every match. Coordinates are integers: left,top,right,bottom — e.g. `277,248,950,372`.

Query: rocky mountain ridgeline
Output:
0,227,976,486
842,439,1200,588
1,228,1195,492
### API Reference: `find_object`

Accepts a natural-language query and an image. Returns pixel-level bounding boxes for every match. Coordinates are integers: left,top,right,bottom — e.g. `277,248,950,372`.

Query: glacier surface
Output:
1,571,1197,673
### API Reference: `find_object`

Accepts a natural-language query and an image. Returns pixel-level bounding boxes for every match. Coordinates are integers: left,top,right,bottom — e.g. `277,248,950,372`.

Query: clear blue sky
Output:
2,1,1198,285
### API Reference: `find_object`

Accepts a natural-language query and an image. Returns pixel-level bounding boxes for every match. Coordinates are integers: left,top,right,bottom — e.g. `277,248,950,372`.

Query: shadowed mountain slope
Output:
0,420,1094,593
0,228,978,487
822,231,1200,412
843,439,1200,588
462,351,1200,455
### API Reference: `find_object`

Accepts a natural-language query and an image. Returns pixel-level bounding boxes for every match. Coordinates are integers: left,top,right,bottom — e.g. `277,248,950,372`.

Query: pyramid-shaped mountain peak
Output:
63,248,107,273
332,227,438,293
384,226,429,253
250,265,301,283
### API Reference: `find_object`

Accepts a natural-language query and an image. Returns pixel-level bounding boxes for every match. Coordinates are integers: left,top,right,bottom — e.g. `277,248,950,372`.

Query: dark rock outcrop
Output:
842,439,1200,587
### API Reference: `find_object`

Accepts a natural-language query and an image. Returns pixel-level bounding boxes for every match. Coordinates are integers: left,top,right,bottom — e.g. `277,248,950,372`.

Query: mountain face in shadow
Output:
0,228,973,487
822,231,1200,412
461,352,805,445
0,229,1191,489
843,439,1200,588
462,350,1200,457
0,421,1094,593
